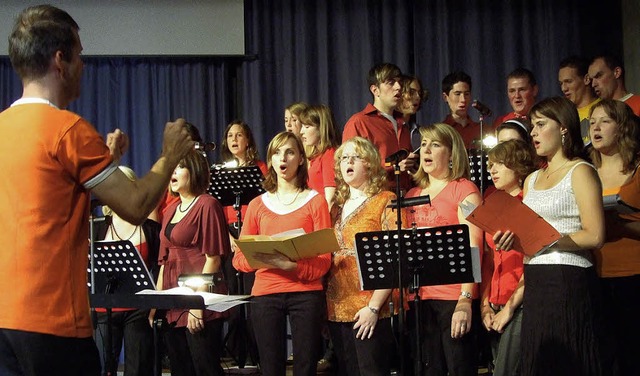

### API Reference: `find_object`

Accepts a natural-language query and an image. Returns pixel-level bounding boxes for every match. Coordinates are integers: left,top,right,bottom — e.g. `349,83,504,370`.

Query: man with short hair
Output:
493,68,539,127
0,5,193,375
558,56,600,143
441,71,480,149
343,63,415,191
588,55,640,116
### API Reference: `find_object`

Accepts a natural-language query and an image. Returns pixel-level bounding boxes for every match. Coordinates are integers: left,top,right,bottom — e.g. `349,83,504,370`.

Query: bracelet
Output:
459,291,472,299
367,306,380,315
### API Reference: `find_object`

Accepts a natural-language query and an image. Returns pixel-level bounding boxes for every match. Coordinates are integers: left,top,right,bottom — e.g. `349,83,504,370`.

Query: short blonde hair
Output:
412,123,470,188
102,166,137,216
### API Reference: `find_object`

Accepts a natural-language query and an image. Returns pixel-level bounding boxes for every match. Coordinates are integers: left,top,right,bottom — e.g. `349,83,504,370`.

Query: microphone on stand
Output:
388,195,431,209
385,149,410,164
195,141,217,152
472,100,493,117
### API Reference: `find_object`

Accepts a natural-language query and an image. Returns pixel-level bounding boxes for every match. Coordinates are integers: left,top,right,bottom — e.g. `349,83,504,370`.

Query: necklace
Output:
544,160,569,179
178,196,197,212
276,190,301,206
110,223,139,241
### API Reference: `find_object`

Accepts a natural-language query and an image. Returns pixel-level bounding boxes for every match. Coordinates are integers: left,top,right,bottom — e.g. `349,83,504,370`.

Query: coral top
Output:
233,191,331,296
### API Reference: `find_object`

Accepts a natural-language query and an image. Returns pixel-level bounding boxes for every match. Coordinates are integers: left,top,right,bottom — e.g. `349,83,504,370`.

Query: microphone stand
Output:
478,113,485,195
391,158,407,376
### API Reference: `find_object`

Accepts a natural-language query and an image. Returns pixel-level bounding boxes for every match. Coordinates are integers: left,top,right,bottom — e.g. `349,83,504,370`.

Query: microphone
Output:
472,100,493,117
385,149,409,164
388,195,431,209
195,141,216,152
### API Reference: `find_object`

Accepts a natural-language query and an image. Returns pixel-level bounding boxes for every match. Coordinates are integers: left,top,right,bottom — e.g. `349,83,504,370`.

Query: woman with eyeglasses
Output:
232,131,331,376
405,122,483,376
325,137,404,376
299,104,340,208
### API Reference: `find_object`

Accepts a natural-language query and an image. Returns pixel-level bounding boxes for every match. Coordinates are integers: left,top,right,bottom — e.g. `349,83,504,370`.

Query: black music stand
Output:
88,240,155,376
208,165,264,367
468,148,494,194
355,224,479,375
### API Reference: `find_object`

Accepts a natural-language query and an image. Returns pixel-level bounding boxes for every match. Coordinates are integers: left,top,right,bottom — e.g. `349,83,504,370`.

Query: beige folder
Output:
235,228,339,269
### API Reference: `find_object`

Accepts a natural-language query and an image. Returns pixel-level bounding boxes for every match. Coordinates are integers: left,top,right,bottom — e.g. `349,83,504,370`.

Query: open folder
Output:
460,190,561,256
235,228,340,269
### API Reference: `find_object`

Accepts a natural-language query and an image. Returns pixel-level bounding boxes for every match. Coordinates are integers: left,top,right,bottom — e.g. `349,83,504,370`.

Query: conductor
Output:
0,5,194,375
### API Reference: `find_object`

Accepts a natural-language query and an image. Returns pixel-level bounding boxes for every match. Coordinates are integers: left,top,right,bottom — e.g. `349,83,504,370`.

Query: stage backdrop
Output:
0,0,623,175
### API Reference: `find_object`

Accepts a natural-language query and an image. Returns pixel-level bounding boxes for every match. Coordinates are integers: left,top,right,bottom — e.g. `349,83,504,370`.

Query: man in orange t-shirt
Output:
0,5,194,375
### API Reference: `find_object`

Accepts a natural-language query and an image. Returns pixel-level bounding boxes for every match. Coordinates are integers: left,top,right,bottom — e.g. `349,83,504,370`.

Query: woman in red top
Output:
219,120,268,234
233,131,331,376
405,122,483,376
299,104,340,208
150,149,231,376
480,140,536,376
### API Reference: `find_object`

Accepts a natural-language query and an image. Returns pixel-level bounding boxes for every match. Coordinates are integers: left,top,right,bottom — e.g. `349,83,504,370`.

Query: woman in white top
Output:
498,96,611,375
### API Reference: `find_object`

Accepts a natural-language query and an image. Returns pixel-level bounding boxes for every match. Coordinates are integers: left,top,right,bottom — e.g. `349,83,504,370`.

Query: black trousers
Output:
0,328,100,376
328,318,394,376
163,319,225,376
251,291,324,376
95,309,154,376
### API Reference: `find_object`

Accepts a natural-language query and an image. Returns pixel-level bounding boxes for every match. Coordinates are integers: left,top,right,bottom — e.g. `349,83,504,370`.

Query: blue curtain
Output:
0,57,236,175
242,0,623,149
0,0,622,170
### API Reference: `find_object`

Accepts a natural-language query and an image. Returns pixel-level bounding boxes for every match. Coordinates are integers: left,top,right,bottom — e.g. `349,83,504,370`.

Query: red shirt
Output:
484,191,524,305
307,148,336,197
442,114,482,149
343,103,413,192
622,93,640,117
493,111,529,128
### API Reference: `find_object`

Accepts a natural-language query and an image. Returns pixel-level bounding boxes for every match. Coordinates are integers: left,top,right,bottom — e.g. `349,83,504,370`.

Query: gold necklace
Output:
276,190,301,205
544,160,569,179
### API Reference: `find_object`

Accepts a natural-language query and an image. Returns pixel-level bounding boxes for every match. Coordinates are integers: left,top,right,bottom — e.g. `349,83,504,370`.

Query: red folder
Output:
463,190,561,256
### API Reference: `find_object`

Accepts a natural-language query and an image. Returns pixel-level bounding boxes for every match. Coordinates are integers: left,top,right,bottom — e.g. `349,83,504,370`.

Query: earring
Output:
449,160,453,169
561,134,565,145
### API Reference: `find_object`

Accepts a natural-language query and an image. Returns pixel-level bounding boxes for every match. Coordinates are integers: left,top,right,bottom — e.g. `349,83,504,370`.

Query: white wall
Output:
0,0,245,56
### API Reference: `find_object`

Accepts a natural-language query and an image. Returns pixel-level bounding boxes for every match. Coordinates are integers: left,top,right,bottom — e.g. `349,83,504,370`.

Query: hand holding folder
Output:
460,190,561,256
235,228,339,269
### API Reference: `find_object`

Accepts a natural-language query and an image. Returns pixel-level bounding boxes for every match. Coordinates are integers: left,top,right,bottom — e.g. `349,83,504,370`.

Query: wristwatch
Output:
459,291,472,299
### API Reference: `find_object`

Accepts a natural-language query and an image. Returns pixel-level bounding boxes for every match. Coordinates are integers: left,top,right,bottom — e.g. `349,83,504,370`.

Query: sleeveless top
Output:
523,161,593,267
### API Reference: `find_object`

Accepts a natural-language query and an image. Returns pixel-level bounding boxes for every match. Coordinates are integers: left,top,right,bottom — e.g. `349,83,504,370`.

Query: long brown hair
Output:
262,132,309,193
220,120,260,165
298,104,340,159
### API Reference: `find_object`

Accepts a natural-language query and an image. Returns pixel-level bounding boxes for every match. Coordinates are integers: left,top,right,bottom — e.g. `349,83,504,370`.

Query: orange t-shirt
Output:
0,103,113,338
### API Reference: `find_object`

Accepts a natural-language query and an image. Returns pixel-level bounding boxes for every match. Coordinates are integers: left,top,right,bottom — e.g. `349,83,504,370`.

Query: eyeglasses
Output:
340,154,364,163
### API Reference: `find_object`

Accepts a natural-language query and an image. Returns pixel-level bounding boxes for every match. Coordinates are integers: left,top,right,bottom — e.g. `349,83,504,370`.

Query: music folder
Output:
460,190,561,256
234,228,339,269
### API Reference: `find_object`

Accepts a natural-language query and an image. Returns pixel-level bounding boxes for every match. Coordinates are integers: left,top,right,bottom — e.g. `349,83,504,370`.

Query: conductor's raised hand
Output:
162,118,195,163
106,128,130,163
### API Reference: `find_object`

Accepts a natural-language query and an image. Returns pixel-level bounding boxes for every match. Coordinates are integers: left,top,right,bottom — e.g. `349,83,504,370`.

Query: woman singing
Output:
406,122,483,376
326,137,404,376
232,131,331,376
149,149,230,376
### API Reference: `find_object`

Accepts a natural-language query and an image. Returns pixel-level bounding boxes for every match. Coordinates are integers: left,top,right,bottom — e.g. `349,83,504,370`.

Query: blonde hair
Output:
333,137,388,207
412,123,470,188
102,166,137,216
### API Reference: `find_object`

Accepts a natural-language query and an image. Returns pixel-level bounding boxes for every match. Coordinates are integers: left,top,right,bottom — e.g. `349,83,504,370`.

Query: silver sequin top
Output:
523,162,593,267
